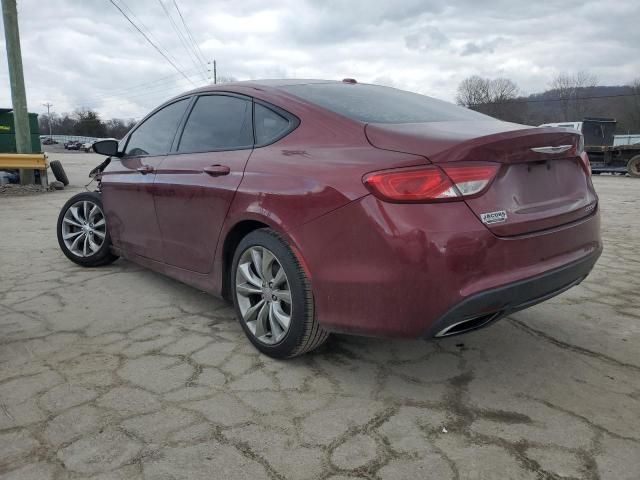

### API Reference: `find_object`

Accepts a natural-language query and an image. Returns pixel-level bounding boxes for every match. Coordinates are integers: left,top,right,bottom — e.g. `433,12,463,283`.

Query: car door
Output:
100,98,190,261
152,94,254,273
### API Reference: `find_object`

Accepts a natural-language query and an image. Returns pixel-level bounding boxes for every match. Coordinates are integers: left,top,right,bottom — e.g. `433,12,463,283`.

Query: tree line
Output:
456,72,640,133
38,109,137,139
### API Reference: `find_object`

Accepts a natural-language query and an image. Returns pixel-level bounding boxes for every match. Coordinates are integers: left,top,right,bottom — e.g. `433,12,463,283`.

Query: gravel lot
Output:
1,152,639,479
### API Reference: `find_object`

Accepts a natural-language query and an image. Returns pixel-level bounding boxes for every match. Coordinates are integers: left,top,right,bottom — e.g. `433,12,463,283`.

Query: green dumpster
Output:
0,109,42,153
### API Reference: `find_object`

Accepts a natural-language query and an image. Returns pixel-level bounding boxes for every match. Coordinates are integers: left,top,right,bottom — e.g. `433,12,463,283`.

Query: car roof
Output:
183,79,341,96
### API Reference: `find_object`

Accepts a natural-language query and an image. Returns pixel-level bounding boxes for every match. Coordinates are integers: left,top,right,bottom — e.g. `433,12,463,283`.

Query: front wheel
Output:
56,192,118,267
231,229,329,358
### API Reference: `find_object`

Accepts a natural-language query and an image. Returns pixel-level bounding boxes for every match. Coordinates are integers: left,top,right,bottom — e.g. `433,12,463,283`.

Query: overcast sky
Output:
1,0,639,120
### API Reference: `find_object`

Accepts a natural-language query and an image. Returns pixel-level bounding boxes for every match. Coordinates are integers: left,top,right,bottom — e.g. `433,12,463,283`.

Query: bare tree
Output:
456,76,491,108
549,73,574,121
549,71,598,120
626,78,640,133
456,76,523,122
491,78,520,103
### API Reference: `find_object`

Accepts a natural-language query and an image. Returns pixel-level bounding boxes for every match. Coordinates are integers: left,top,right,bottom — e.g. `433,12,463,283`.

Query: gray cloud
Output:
0,0,638,119
460,37,504,56
405,27,449,51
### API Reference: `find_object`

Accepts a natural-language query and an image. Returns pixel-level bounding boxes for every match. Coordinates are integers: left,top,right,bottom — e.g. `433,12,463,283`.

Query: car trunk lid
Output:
366,122,598,236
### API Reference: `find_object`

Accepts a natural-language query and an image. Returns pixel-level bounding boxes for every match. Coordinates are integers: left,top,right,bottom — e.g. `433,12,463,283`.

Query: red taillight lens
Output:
364,167,456,202
363,163,499,203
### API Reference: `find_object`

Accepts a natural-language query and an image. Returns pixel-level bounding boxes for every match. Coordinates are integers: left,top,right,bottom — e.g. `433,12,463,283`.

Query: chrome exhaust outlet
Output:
434,312,501,338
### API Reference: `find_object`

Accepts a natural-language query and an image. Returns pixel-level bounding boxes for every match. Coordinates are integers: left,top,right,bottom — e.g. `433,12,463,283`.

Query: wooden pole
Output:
2,0,34,184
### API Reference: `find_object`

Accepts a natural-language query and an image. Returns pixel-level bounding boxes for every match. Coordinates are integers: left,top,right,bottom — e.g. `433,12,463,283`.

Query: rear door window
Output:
178,95,253,152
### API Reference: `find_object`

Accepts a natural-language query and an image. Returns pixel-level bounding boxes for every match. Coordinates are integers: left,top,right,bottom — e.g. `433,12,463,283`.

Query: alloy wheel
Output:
235,246,292,345
61,200,106,257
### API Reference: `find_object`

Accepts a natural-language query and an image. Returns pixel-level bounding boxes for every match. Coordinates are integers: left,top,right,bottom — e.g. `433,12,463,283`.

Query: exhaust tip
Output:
435,312,501,338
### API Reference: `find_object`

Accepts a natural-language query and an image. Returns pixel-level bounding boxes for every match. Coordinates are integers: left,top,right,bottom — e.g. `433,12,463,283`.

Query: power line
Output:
116,0,189,76
468,92,638,107
108,0,196,87
86,66,204,102
156,0,207,81
171,0,208,69
99,83,189,103
75,73,208,109
59,69,207,114
75,79,200,109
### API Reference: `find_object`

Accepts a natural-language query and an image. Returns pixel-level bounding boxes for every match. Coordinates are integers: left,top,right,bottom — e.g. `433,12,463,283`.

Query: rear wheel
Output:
627,155,640,178
56,192,118,267
231,229,328,358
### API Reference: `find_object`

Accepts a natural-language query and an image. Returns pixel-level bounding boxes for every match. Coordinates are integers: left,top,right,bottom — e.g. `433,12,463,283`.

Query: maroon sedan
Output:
56,80,601,358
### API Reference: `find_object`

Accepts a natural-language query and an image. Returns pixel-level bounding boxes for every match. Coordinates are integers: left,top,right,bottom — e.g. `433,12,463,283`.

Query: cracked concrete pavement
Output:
1,152,639,479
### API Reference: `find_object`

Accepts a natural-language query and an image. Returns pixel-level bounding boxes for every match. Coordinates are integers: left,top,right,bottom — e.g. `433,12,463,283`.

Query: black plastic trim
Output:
425,247,602,338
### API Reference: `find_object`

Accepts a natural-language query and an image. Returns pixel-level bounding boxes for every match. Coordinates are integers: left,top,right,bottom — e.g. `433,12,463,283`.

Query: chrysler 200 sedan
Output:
56,79,602,358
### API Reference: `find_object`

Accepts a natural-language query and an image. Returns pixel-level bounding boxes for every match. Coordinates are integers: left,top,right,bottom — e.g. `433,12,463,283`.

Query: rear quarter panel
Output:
211,103,430,295
289,195,601,337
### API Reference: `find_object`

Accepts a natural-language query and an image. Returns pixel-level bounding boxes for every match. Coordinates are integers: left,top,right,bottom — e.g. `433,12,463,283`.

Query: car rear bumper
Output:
424,246,601,338
291,195,602,338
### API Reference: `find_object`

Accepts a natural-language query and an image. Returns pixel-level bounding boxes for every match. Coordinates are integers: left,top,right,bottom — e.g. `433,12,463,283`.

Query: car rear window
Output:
280,83,490,124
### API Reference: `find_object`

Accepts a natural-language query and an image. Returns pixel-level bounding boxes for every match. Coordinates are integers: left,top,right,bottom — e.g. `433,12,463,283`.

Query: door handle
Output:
203,165,230,177
136,165,154,175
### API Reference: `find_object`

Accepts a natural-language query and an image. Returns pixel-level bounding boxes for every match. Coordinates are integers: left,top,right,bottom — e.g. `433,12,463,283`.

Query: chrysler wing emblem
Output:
530,145,573,154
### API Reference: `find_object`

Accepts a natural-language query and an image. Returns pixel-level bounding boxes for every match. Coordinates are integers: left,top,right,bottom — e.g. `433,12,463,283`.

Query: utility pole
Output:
207,59,217,85
2,0,33,184
42,102,53,140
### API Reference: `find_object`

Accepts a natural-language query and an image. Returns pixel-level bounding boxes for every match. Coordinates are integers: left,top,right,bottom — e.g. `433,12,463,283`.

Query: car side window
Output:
125,98,189,156
254,104,290,145
178,95,253,152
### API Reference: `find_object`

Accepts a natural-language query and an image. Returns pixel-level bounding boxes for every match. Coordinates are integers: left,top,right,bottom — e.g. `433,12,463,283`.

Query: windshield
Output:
280,83,491,124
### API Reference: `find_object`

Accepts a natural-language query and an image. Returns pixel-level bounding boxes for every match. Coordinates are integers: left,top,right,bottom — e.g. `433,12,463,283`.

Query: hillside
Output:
473,85,640,132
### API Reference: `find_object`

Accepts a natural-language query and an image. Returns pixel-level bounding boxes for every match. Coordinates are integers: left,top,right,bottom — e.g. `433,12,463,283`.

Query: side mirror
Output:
93,139,120,157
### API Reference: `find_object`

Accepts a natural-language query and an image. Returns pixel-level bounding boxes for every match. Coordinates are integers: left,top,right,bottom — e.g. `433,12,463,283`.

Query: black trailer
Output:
581,118,640,177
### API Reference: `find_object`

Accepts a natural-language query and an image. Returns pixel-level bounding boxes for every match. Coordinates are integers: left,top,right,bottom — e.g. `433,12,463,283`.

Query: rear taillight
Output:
441,164,500,196
363,163,499,203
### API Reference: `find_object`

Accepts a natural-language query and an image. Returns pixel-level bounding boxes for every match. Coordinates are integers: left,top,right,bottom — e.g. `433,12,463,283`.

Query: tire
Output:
627,155,640,178
50,160,69,186
231,229,329,358
56,192,118,267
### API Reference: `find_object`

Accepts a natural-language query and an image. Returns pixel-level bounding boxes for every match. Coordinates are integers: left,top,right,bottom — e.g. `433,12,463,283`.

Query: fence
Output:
40,135,108,144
